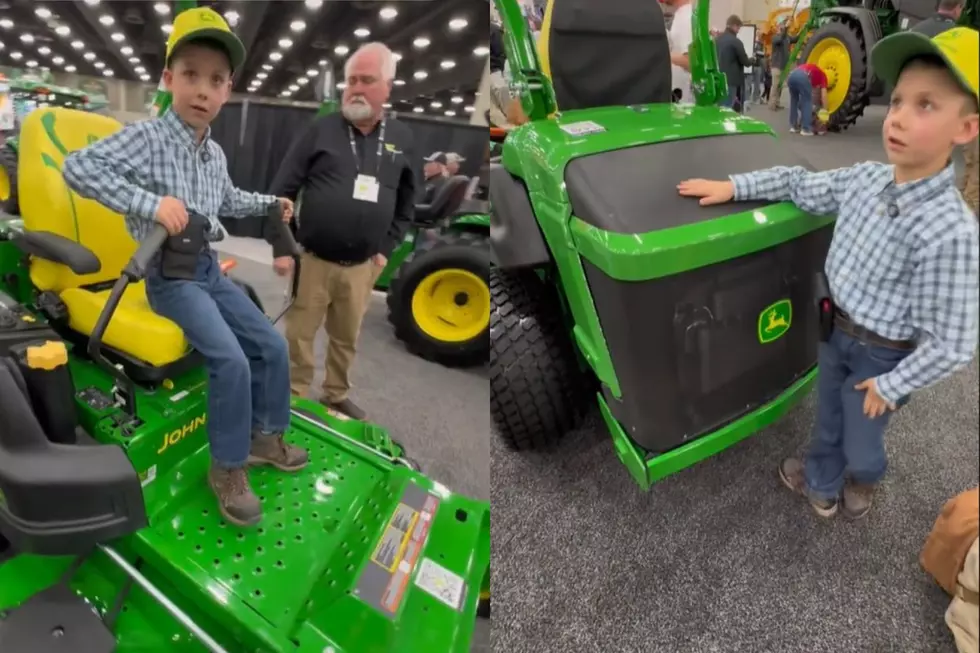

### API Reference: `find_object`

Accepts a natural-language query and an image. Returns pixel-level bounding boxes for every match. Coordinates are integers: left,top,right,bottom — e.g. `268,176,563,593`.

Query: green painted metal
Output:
374,233,416,291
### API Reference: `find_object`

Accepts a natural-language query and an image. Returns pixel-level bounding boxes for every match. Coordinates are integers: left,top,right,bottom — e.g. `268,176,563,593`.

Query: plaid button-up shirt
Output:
63,109,275,242
731,162,979,403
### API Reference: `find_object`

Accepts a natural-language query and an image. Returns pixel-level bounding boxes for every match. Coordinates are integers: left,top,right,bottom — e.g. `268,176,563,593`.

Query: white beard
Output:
342,100,374,122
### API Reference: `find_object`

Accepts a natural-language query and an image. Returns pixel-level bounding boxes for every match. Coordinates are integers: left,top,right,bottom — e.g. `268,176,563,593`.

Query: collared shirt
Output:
270,111,416,262
62,109,276,243
732,162,979,403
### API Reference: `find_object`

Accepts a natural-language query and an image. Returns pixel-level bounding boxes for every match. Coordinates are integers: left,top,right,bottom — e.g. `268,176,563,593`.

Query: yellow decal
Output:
157,415,207,454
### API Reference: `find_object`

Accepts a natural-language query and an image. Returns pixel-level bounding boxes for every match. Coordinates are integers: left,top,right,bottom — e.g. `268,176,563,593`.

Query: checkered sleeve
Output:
62,121,162,227
730,163,868,216
876,224,980,403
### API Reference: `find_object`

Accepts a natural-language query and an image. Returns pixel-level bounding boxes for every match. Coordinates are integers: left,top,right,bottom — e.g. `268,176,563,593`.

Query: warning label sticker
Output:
414,558,466,612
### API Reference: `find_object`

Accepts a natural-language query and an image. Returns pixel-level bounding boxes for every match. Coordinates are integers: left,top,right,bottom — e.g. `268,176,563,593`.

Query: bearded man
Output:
270,41,417,420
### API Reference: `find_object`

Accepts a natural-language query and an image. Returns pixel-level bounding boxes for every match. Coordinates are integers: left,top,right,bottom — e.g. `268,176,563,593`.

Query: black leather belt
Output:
833,309,915,351
305,251,368,267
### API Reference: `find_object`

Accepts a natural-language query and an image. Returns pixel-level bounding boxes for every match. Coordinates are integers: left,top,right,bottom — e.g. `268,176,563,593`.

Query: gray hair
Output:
344,42,397,81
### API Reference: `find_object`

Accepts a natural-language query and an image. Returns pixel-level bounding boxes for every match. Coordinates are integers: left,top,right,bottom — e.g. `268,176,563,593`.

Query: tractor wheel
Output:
0,145,19,215
489,268,591,451
801,18,870,132
386,231,489,367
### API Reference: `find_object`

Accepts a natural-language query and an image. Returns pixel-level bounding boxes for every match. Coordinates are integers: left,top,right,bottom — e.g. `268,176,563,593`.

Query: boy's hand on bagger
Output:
677,179,735,205
854,378,896,418
156,196,189,235
278,197,294,222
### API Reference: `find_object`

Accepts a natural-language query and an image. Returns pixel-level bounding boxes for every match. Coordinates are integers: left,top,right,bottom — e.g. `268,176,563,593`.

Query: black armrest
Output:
414,203,435,224
10,230,101,275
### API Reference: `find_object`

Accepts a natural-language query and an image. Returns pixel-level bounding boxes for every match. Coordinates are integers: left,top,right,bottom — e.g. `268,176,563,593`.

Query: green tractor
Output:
787,0,980,131
0,75,99,215
0,5,490,652
489,0,836,490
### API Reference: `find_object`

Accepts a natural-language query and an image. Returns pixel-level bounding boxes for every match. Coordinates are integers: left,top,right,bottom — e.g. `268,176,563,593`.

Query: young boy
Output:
62,8,308,528
676,27,980,520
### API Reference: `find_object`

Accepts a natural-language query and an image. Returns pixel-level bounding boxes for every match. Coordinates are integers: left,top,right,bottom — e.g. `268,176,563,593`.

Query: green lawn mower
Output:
489,0,836,490
0,25,488,653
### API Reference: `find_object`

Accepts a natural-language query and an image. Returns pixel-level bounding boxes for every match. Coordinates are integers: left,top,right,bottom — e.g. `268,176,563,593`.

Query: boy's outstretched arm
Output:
678,161,875,217
217,150,278,219
62,121,164,231
875,226,980,404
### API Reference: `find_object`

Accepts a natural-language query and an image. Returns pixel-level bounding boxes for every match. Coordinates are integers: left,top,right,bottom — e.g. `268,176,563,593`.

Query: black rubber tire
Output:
386,230,489,368
800,18,870,132
0,145,19,215
489,268,591,451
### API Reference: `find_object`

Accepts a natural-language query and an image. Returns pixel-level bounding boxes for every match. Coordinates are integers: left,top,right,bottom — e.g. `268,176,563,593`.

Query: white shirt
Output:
669,3,694,102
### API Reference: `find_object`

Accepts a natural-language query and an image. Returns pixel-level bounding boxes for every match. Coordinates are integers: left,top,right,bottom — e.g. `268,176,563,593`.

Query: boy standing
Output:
676,28,980,519
62,8,308,527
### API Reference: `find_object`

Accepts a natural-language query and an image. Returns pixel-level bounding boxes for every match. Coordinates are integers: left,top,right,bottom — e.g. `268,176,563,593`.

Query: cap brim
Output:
169,28,246,72
871,31,974,98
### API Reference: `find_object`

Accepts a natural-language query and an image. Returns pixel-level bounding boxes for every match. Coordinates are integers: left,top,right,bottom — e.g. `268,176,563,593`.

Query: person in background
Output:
665,0,694,102
787,61,829,136
422,151,449,202
445,152,466,176
714,15,753,112
747,38,766,105
270,42,416,421
769,17,799,110
911,0,963,37
762,59,773,103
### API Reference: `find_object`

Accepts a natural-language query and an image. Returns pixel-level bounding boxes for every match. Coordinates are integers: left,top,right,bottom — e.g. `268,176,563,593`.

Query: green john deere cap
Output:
870,27,979,101
165,7,246,72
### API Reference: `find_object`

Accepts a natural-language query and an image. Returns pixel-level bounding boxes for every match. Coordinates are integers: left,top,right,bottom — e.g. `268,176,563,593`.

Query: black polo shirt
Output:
911,13,958,37
270,112,417,263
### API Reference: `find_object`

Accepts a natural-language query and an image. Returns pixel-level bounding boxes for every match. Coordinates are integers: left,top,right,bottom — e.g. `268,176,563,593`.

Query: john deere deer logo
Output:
758,299,792,344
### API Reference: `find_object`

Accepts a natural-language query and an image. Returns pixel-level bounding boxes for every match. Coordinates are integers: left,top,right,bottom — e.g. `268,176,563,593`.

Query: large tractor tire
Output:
801,18,871,132
0,145,19,215
489,268,591,451
386,230,489,367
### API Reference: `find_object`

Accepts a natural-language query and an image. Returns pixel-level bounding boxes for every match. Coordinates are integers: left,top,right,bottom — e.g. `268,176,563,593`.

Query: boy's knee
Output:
265,331,289,365
211,340,250,375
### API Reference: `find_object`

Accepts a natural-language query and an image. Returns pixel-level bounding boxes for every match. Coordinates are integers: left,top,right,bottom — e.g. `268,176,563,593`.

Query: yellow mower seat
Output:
17,107,190,368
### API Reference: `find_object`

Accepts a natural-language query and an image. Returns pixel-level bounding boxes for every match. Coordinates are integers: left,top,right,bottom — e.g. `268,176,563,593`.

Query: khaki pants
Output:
961,137,979,217
769,69,783,109
285,253,381,402
946,538,979,653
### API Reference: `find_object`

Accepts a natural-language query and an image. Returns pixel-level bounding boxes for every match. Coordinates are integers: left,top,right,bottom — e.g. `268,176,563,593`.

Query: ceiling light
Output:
413,37,430,48
257,72,267,80
354,27,370,38
224,11,239,27
278,38,293,49
334,45,349,56
99,15,114,26
55,25,70,36
336,82,346,89
140,74,151,81
10,51,22,60
38,46,51,55
282,91,293,97
0,19,11,30
135,66,145,74
306,68,318,76
413,70,427,80
392,52,402,62
474,46,489,56
290,20,306,32
0,43,4,50
35,8,53,20
393,79,405,86
162,24,173,34
65,64,76,72
25,60,37,68
464,105,474,113
413,106,423,113
304,0,323,9
430,101,442,109
440,60,456,70
83,52,96,61
128,57,139,63
19,34,33,44
451,96,463,104
52,56,63,64
120,46,133,55
318,59,327,65
379,7,398,20
297,77,308,85
445,110,456,116
94,61,105,69
383,102,392,109
70,40,84,49
84,0,100,5
288,84,299,92
111,32,125,42
449,18,468,31
103,69,114,77
269,51,282,61
154,3,169,14
262,64,273,71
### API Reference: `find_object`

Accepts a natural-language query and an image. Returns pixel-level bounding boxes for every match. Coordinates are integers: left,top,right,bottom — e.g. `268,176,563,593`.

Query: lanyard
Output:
348,119,386,176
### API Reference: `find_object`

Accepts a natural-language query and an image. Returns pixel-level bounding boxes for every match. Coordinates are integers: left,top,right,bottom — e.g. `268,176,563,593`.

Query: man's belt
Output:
305,250,368,267
833,309,915,351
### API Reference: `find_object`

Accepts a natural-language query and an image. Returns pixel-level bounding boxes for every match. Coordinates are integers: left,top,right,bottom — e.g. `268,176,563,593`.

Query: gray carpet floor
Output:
224,260,491,651
490,105,980,653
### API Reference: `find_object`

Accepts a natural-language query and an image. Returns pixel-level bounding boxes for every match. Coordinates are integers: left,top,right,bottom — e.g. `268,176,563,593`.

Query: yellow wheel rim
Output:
0,167,9,203
806,36,852,116
410,268,490,343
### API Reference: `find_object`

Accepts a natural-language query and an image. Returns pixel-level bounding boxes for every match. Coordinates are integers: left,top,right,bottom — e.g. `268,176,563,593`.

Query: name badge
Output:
353,174,380,203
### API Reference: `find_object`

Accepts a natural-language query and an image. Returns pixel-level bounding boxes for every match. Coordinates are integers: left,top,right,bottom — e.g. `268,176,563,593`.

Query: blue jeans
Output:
719,84,743,112
145,251,291,468
787,68,813,132
804,330,912,501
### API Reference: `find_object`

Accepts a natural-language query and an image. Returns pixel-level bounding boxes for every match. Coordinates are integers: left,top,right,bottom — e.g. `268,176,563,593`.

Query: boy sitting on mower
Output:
62,8,308,528
678,28,980,520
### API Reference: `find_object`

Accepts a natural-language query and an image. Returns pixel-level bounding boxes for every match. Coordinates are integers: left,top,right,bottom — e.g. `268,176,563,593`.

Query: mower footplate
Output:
0,581,116,653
